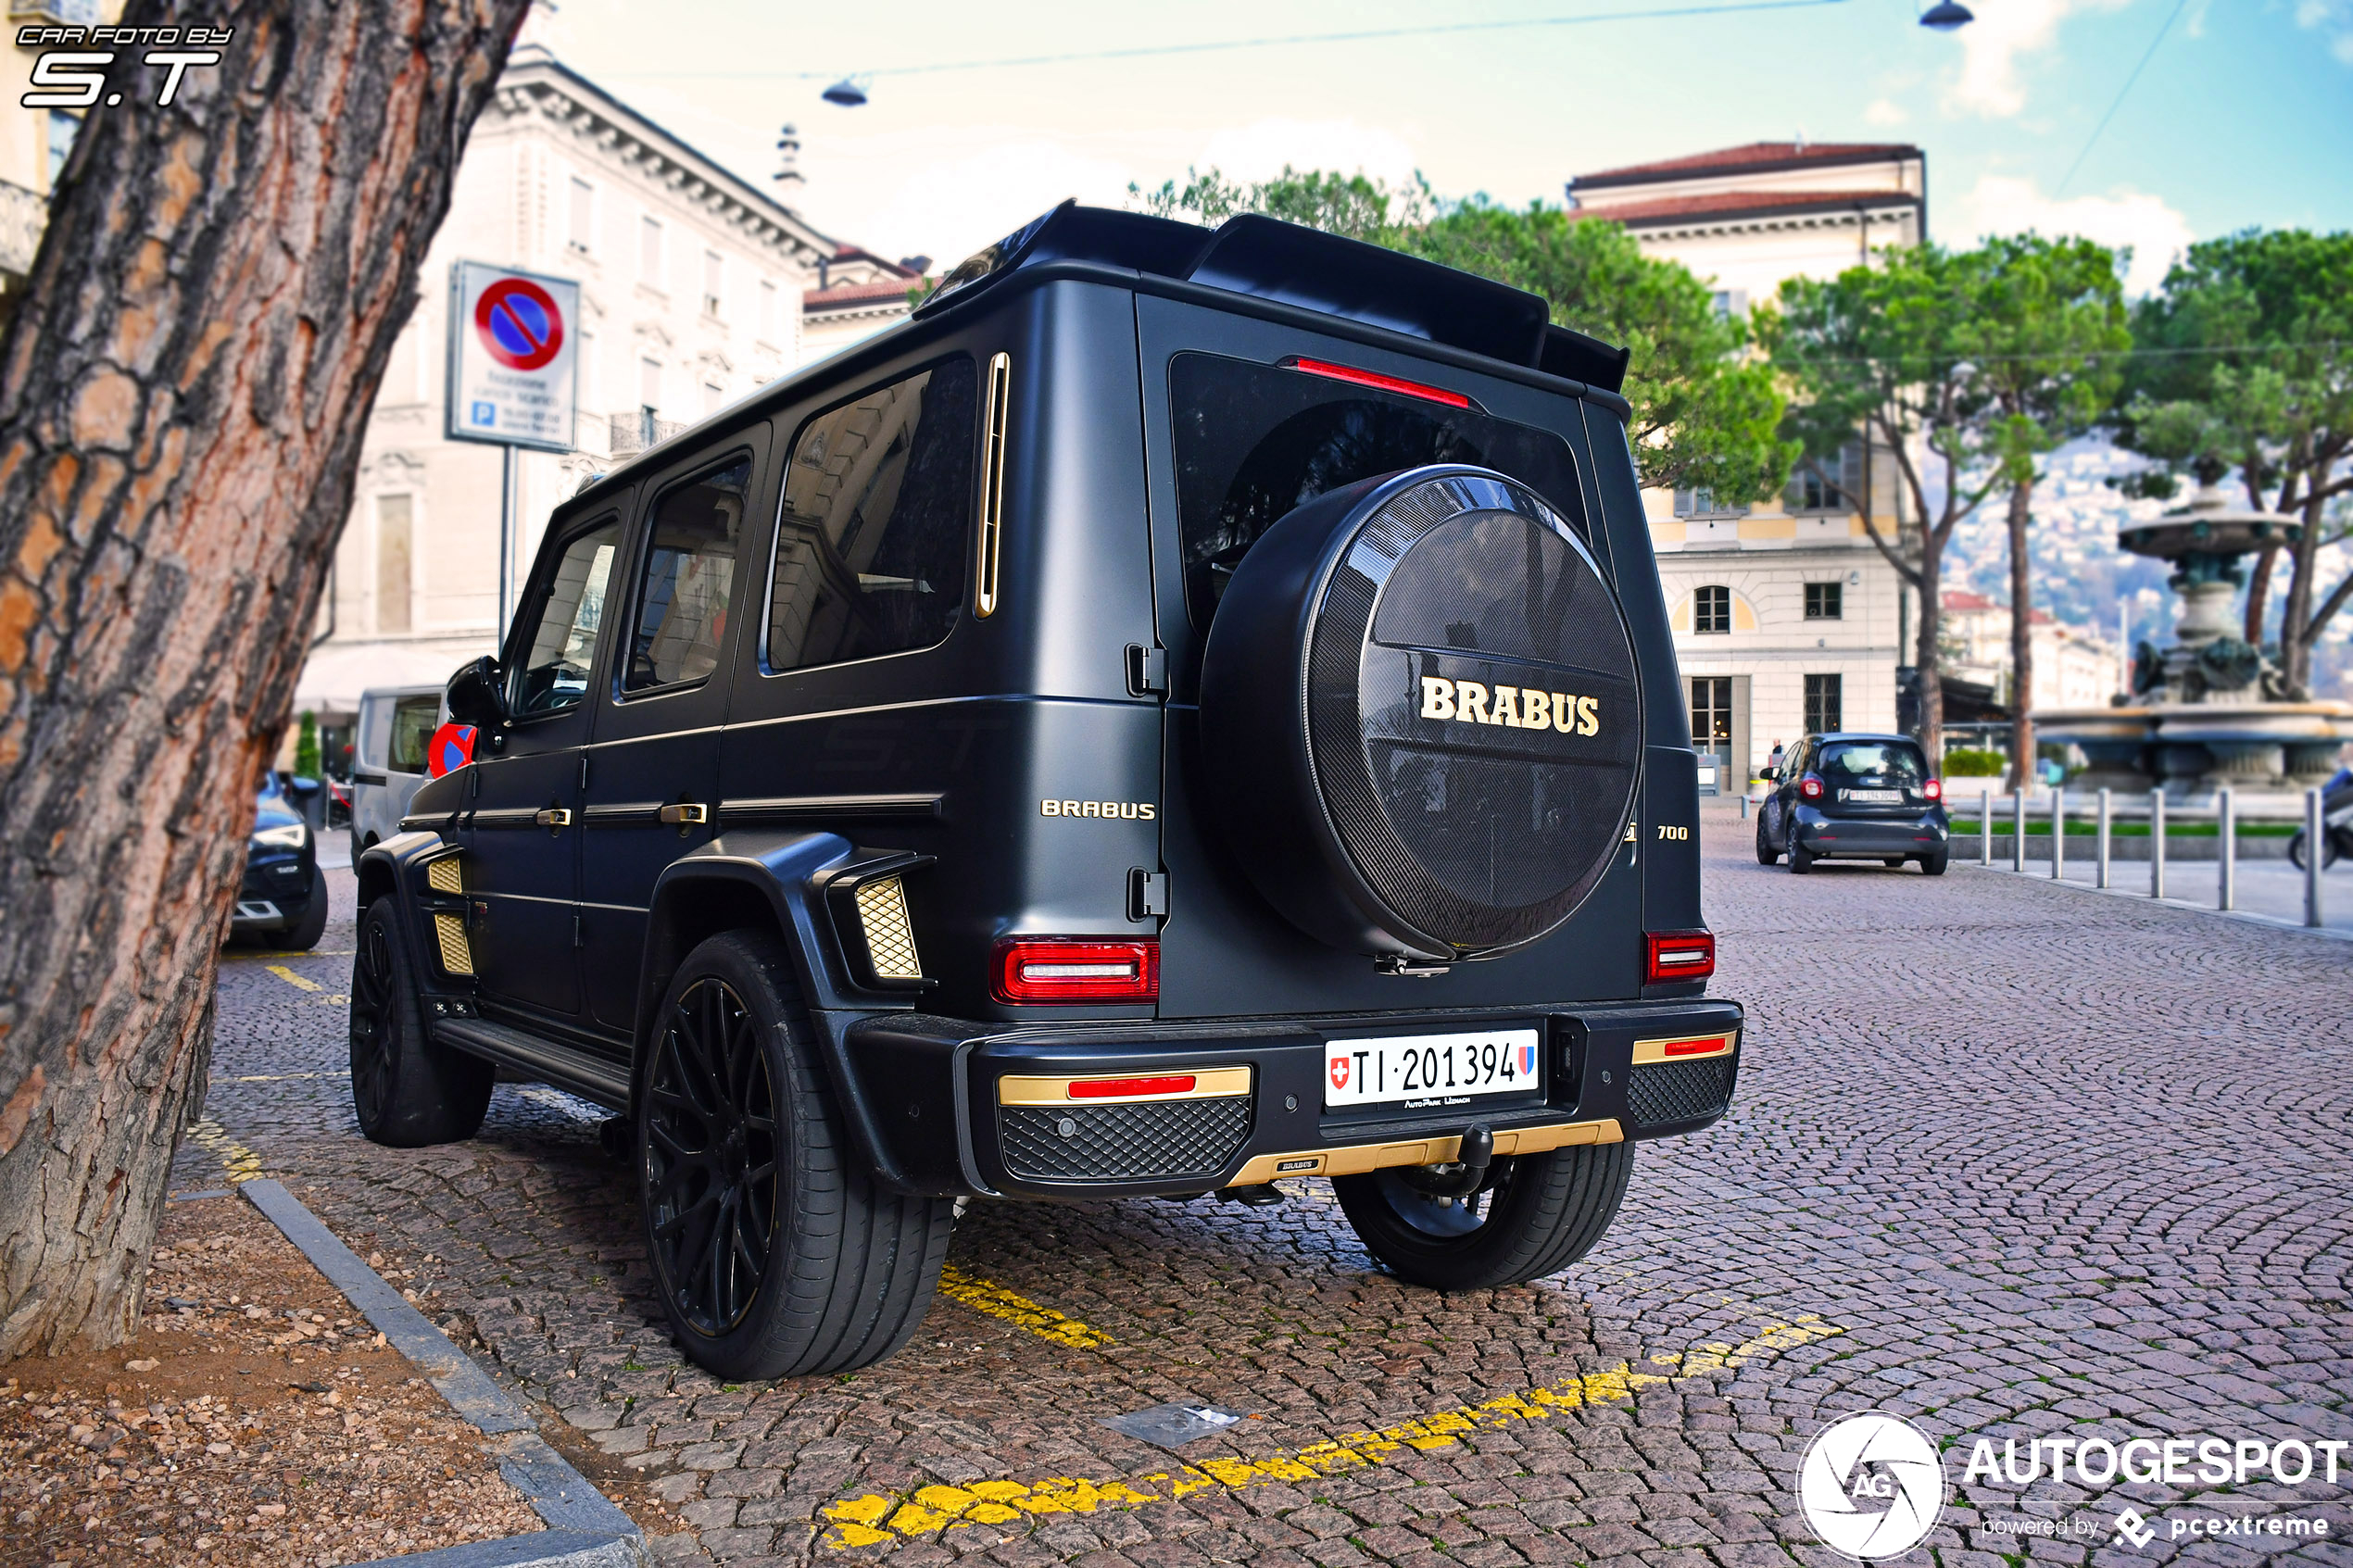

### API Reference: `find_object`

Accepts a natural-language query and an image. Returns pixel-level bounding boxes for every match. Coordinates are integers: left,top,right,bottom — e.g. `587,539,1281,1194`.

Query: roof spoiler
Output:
915,201,1629,395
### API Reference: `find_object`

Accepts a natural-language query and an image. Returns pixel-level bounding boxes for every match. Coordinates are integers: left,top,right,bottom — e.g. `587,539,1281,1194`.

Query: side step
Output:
431,1016,632,1110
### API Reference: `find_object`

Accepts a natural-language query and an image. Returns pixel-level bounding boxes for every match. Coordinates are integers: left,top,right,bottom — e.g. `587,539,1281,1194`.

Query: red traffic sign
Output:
426,722,478,779
473,276,564,372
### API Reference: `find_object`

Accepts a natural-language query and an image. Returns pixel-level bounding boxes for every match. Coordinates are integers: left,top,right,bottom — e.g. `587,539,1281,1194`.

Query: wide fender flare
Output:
355,829,459,966
635,832,937,1194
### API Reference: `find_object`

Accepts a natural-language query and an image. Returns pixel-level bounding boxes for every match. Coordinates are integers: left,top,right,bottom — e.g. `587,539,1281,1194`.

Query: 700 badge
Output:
18,27,234,109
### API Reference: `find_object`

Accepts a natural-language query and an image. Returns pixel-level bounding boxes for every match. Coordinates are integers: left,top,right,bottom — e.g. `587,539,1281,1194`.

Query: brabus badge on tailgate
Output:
1420,677,1599,735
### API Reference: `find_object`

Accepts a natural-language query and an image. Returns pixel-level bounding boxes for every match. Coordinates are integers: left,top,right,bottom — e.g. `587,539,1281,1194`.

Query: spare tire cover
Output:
1199,465,1642,961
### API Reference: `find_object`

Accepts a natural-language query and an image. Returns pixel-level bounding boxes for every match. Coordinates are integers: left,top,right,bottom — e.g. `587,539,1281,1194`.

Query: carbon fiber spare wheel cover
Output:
1200,465,1642,960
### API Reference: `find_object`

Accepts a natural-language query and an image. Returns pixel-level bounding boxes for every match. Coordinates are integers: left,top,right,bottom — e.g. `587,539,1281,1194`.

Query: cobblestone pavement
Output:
182,814,2353,1568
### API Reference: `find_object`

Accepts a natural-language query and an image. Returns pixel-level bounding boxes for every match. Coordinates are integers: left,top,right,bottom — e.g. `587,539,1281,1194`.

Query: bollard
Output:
2217,787,2234,911
2012,788,2027,873
2149,789,2166,898
1740,793,1749,821
2308,785,2326,929
2051,787,2066,880
1980,788,1994,867
2095,788,2112,889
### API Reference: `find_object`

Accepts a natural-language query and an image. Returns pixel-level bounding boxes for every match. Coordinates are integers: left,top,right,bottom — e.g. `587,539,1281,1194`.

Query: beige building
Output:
0,1,122,325
296,44,845,718
1942,590,2124,714
801,243,924,364
1567,140,1927,791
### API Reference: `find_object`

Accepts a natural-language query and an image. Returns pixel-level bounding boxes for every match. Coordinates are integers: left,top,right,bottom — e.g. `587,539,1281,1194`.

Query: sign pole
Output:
497,444,516,648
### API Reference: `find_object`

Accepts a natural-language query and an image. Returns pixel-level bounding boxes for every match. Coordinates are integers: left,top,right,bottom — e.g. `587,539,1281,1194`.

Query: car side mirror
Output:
446,656,508,730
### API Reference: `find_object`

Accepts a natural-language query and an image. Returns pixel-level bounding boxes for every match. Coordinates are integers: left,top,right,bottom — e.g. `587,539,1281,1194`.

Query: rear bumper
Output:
832,998,1743,1198
233,854,316,930
1793,809,1947,857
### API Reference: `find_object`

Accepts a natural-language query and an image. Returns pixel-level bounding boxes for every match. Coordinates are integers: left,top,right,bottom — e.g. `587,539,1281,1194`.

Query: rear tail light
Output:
1643,929,1716,985
992,938,1159,1004
1284,357,1473,409
1923,778,1943,801
1798,772,1824,800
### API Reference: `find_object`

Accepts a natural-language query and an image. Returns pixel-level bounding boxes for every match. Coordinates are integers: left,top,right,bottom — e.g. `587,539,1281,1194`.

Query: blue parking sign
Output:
471,401,496,427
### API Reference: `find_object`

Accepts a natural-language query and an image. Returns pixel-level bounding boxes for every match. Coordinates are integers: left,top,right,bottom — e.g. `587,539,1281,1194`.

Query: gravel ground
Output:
0,1185,543,1568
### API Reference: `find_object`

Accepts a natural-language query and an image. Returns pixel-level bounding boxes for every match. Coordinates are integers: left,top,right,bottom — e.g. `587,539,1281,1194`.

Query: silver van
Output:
348,684,443,865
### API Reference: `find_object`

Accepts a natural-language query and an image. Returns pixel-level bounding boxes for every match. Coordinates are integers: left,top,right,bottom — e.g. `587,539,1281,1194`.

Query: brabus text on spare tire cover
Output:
1199,465,1642,963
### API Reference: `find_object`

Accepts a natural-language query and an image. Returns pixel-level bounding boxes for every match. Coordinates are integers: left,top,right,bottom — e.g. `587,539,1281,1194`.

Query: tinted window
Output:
766,358,977,674
514,520,622,716
1819,741,1924,784
1170,353,1586,625
386,694,438,773
625,456,750,693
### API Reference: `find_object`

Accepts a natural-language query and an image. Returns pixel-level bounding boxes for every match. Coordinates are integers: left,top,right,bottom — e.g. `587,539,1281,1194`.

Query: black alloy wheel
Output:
348,901,491,1148
642,977,779,1339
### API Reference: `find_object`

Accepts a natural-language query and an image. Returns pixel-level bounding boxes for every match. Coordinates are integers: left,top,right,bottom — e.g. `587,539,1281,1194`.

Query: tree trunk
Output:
1915,551,1944,765
2005,481,2037,792
0,0,530,1359
2244,542,2279,648
2280,488,2327,699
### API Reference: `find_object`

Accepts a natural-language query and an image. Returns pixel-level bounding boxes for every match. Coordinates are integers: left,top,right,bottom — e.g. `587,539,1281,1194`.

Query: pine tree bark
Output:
0,0,530,1358
2005,481,2037,793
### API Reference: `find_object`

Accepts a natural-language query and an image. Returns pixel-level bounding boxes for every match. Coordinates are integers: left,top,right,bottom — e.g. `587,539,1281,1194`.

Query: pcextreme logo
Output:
1798,1411,1947,1561
1418,676,1599,735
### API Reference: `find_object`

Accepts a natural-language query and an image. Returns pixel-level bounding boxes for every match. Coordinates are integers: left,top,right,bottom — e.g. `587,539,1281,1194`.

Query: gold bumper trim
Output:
998,1065,1253,1107
1630,1030,1737,1065
1227,1117,1624,1186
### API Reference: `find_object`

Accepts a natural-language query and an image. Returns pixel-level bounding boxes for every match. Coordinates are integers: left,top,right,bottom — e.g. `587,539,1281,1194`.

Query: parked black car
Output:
354,203,1740,1379
1756,732,1948,873
234,775,330,950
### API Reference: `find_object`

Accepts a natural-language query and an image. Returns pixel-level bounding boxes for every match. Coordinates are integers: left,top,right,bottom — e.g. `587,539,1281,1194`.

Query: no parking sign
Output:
447,261,579,452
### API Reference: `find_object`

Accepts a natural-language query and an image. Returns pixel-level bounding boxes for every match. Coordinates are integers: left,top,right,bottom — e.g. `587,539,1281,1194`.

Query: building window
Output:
46,110,78,184
1674,487,1747,520
1690,675,1732,750
759,278,778,342
703,381,724,415
640,216,663,284
703,250,724,318
1789,440,1862,513
1805,672,1843,734
638,358,662,420
374,494,413,634
568,177,593,252
1806,582,1843,620
1693,585,1731,634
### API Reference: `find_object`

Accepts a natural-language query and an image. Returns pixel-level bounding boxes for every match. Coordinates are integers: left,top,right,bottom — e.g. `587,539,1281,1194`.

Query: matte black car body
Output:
358,205,1737,1323
1756,731,1950,872
233,777,326,947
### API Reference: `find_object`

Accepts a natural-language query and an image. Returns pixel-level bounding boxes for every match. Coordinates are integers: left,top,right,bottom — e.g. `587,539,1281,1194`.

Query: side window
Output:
513,520,623,717
623,456,751,694
386,695,439,773
766,357,977,675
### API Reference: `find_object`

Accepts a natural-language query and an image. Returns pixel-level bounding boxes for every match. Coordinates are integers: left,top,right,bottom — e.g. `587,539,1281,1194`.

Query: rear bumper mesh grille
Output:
1000,1097,1252,1182
1626,1056,1734,1128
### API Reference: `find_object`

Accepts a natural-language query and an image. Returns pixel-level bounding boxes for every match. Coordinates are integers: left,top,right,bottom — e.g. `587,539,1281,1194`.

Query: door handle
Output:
658,803,709,826
535,808,573,829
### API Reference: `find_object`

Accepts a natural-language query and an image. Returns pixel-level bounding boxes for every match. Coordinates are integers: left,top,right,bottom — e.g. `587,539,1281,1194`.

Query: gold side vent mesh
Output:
853,877,922,981
425,858,464,895
432,912,474,976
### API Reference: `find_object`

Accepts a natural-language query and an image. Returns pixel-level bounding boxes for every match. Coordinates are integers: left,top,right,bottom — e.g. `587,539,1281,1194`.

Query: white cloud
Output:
1192,119,1420,189
2296,0,2353,60
1944,0,2133,118
1864,97,1908,126
1957,174,2194,294
789,132,1148,267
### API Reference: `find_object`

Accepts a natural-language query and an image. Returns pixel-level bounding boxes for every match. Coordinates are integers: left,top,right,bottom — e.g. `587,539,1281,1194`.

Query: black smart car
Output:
1755,731,1949,873
353,203,1740,1379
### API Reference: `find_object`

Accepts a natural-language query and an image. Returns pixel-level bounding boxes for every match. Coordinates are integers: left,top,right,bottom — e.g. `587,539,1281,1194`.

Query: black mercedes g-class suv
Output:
352,203,1739,1380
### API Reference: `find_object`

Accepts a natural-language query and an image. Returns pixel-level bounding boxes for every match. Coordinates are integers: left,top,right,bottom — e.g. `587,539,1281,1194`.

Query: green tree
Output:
2115,231,2353,689
1768,245,2010,761
1132,170,1793,503
1954,235,2130,787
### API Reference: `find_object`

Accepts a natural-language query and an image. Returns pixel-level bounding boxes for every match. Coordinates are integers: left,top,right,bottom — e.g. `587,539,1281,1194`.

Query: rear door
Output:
578,435,768,1040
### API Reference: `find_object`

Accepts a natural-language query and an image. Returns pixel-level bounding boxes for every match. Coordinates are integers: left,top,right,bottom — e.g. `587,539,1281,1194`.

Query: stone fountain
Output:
2034,486,2353,806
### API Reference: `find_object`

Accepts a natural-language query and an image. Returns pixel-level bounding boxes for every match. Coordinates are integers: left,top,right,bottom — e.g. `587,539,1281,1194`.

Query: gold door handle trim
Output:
534,808,573,828
658,803,709,826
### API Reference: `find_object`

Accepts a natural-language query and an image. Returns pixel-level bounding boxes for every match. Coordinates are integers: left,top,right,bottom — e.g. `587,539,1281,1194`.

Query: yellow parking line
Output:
934,1263,1114,1351
819,1314,1843,1549
184,1117,263,1185
265,964,322,993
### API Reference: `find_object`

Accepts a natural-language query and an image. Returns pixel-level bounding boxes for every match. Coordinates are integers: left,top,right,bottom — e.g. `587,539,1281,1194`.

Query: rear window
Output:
1168,352,1586,626
1818,741,1926,784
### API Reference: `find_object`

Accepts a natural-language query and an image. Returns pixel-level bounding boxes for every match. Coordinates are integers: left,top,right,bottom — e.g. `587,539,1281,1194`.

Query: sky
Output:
535,0,2353,296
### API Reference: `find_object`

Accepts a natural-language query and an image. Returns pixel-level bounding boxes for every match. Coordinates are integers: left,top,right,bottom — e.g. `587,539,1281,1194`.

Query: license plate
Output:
1324,1028,1541,1110
1843,788,1901,802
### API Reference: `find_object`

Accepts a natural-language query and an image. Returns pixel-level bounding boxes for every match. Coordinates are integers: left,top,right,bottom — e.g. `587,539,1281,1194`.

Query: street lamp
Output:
822,78,869,107
1919,1,1974,30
